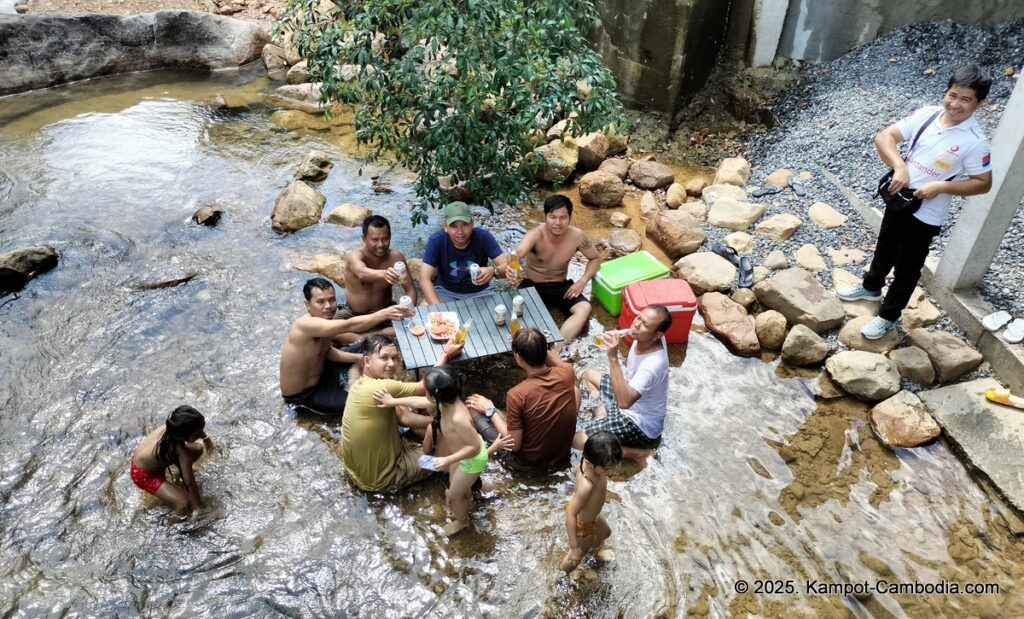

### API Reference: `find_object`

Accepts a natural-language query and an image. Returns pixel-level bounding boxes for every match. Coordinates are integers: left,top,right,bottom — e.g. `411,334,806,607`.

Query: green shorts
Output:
459,438,488,475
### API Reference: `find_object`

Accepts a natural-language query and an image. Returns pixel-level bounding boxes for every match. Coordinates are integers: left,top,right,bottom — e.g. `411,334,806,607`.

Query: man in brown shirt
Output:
466,328,580,472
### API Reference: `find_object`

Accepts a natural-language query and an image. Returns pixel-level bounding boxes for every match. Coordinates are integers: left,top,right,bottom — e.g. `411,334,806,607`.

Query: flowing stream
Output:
1,66,1022,617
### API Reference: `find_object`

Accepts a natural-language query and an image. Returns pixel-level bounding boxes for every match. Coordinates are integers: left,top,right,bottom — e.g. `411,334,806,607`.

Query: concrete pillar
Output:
934,78,1024,291
748,0,789,66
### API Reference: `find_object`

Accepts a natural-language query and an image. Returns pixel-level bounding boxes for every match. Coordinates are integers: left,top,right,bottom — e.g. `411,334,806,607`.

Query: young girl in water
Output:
561,431,622,573
374,367,510,535
130,405,214,521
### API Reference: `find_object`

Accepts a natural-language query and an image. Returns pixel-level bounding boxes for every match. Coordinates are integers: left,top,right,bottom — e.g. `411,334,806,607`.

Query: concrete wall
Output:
590,0,732,114
775,0,1024,63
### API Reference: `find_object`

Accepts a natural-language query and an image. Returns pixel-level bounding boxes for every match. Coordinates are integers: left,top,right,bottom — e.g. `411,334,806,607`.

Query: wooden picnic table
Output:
392,286,564,370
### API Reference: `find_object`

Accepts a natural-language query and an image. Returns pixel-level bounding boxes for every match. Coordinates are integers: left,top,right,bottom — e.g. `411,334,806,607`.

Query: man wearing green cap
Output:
420,201,509,303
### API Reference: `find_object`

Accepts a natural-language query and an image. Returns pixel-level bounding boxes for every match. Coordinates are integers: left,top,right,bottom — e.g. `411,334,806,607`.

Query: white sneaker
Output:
861,316,896,340
837,285,882,302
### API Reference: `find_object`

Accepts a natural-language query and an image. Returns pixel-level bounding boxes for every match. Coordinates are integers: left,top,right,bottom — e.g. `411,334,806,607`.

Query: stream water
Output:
1,67,1022,617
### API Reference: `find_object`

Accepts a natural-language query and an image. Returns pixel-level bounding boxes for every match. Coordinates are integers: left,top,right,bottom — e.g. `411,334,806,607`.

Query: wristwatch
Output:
484,406,497,418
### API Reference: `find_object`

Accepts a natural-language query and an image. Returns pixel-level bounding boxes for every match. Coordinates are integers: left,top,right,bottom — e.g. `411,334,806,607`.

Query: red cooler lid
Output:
623,279,697,313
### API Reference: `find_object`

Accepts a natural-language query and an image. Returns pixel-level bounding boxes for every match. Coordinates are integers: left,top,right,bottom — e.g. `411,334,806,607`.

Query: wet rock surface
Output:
698,292,759,356
0,245,59,293
271,180,325,233
869,391,942,448
0,12,269,96
826,350,901,401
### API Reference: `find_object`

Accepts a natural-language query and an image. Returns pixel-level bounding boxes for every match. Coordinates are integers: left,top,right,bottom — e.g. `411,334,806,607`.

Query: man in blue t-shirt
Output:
420,201,509,303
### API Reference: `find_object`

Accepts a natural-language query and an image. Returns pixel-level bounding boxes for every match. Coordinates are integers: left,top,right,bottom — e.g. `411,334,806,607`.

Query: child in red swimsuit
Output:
130,405,214,521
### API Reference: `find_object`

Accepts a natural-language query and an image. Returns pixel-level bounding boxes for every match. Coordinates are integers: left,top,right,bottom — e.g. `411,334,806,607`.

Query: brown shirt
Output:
505,362,578,471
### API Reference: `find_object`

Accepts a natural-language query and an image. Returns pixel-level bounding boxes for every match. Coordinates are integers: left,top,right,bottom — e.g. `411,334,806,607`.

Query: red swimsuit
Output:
130,460,166,495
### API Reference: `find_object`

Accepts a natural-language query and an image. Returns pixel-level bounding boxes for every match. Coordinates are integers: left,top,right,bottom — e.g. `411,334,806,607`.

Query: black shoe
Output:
787,174,806,197
711,243,741,267
750,184,784,198
737,256,754,288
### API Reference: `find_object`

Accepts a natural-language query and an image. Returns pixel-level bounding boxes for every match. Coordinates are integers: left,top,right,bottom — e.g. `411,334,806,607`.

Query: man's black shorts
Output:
283,360,348,416
518,278,588,315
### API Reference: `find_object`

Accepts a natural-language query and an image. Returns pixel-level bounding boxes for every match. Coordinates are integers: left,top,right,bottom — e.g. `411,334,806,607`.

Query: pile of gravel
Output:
738,19,1024,321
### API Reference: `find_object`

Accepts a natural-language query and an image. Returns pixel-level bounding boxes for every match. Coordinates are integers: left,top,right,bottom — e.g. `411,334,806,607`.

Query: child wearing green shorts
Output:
375,366,510,535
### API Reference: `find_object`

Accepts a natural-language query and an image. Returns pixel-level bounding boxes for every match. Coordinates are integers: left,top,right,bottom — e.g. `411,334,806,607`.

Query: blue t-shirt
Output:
423,228,502,294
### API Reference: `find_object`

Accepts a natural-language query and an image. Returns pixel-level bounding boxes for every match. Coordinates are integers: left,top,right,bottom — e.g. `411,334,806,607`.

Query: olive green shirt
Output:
341,377,420,491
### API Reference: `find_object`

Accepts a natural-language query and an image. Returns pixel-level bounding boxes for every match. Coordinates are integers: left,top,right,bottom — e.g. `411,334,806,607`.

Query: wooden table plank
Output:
391,288,563,369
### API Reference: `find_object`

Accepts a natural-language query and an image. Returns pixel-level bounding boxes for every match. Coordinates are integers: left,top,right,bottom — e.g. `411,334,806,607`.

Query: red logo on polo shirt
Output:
948,145,959,153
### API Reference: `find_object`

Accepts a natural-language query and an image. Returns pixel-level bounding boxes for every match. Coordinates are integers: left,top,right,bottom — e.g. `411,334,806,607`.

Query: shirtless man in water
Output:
515,195,603,341
280,277,410,416
340,215,417,340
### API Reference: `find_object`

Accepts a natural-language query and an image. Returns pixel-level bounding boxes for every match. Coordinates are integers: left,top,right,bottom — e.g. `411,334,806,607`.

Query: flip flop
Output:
750,184,784,198
985,388,1024,409
787,174,806,197
711,243,741,267
1004,318,1024,344
982,310,1012,332
737,256,754,288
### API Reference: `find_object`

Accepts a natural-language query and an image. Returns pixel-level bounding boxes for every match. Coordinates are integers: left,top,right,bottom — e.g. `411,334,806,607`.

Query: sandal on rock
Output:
711,243,741,267
1004,318,1024,344
787,174,806,197
982,310,1012,332
750,184,784,198
737,256,754,288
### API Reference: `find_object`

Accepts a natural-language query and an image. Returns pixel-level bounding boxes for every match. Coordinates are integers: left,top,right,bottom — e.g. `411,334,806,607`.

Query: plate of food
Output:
428,312,459,341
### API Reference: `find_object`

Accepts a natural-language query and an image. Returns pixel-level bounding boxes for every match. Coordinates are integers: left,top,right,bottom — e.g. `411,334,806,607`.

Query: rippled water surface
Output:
1,68,1022,617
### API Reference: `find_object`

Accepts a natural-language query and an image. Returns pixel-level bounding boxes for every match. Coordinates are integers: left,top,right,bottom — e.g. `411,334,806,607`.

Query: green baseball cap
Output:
444,201,473,225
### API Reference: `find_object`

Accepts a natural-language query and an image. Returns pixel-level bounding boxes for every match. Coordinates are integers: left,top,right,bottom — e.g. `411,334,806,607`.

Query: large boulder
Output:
869,391,941,448
271,181,326,233
576,132,610,169
838,316,900,353
698,292,759,356
723,231,754,255
808,201,848,229
674,253,735,294
628,160,675,190
754,267,845,334
191,205,223,226
326,203,372,227
286,59,310,84
262,43,288,72
755,214,802,242
0,12,270,96
905,329,983,384
578,170,625,208
825,351,901,401
755,310,788,350
272,83,325,114
781,324,829,366
701,183,747,206
598,158,632,180
294,150,334,182
712,157,750,187
901,287,942,330
607,228,642,256
666,183,688,208
646,212,706,259
640,190,662,220
0,245,59,293
533,138,579,183
685,178,708,197
794,244,827,271
888,346,935,385
290,253,346,287
707,198,765,231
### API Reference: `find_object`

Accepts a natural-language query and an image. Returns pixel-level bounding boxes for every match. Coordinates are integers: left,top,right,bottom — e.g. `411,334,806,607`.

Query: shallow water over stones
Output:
1,68,1022,616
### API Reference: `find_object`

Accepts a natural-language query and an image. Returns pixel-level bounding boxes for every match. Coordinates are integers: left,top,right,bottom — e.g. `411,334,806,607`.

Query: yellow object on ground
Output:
985,388,1024,409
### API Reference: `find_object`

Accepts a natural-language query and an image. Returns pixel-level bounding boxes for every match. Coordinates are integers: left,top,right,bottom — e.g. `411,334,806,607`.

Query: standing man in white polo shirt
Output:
839,64,993,339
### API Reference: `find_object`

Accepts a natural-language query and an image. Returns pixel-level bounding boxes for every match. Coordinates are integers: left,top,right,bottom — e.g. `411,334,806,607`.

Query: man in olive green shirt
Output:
341,334,461,492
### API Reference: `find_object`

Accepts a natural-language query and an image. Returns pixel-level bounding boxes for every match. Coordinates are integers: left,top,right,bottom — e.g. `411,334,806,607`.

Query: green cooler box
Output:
592,251,670,316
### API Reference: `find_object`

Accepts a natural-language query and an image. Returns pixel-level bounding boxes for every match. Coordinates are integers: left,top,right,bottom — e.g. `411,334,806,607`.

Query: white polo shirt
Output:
897,105,991,227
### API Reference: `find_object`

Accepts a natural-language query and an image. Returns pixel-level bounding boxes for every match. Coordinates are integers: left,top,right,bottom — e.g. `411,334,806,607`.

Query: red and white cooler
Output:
618,278,698,344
